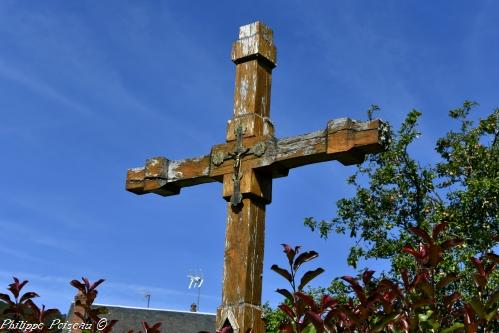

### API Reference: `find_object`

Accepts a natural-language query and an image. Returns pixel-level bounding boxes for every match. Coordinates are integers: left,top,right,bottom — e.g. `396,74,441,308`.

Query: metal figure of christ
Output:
126,22,389,333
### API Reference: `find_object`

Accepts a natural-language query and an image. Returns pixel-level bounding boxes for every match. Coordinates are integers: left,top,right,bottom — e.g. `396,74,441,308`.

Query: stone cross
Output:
126,22,389,333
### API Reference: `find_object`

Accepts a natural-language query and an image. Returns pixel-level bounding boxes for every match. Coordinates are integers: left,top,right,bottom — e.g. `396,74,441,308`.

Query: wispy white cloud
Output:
0,60,95,118
0,2,234,154
0,270,219,311
303,7,417,112
0,193,90,230
0,6,180,128
103,280,219,301
0,245,47,264
0,270,199,298
0,219,80,254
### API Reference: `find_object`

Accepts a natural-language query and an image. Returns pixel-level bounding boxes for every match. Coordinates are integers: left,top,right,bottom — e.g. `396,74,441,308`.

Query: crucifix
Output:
126,22,389,333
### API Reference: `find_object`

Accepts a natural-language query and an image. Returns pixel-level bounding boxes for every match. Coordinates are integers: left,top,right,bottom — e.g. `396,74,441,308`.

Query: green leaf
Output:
468,298,487,319
417,280,434,299
485,289,499,310
418,309,433,322
373,312,399,332
441,322,464,333
301,323,317,333
304,217,317,232
485,309,497,322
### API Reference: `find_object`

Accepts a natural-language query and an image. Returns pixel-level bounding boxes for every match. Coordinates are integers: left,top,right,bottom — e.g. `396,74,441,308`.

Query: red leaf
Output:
484,262,496,277
401,245,424,260
412,297,433,308
400,269,410,291
428,243,443,267
378,279,403,298
362,270,375,285
82,277,91,291
418,243,428,260
276,288,294,302
19,291,39,303
70,280,86,294
151,322,162,330
281,244,298,266
18,279,28,292
295,291,315,308
463,303,474,324
471,257,485,276
341,276,367,304
278,323,294,333
411,273,429,292
90,279,105,291
323,309,341,326
8,277,28,299
341,275,356,285
293,251,319,271
415,279,434,298
377,278,398,290
436,273,458,290
440,239,463,251
278,304,295,319
432,222,448,239
143,321,162,333
271,265,292,283
485,252,499,263
0,293,13,304
306,311,324,329
321,295,337,309
443,292,461,309
298,268,324,291
409,227,432,243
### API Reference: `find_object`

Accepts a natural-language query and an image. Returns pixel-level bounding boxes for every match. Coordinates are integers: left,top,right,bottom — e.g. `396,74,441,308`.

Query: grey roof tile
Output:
67,303,216,333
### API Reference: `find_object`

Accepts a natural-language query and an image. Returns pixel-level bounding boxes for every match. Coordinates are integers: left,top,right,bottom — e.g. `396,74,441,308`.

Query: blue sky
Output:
1,1,498,314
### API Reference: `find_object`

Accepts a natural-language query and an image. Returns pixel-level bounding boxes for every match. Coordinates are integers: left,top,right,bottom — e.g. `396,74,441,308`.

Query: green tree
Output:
263,302,289,332
305,102,498,296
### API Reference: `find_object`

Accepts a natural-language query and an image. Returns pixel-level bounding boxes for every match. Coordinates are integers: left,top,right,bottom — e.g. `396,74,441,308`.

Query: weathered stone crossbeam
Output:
126,118,389,199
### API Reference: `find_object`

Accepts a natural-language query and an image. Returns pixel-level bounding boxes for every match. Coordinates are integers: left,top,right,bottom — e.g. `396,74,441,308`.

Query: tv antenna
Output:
144,292,151,308
187,269,204,311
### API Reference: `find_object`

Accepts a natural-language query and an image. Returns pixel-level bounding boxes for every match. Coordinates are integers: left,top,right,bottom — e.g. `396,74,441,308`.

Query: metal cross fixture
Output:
126,21,389,333
211,124,268,208
228,125,249,207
